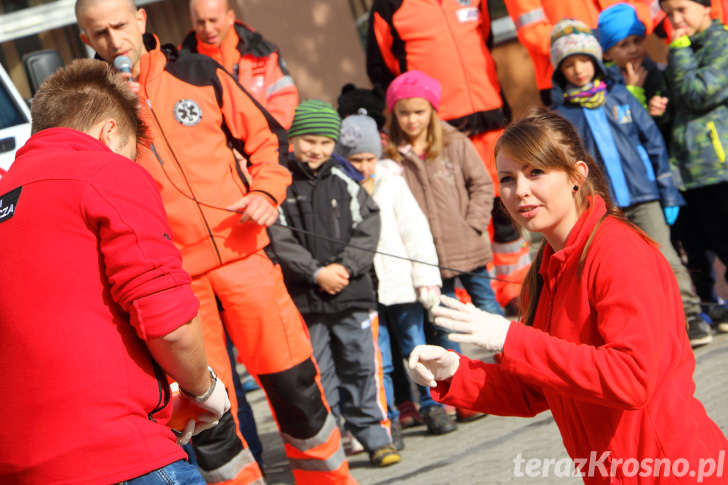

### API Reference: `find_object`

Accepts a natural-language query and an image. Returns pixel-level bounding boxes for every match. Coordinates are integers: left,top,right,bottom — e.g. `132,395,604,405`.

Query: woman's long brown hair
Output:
494,108,650,325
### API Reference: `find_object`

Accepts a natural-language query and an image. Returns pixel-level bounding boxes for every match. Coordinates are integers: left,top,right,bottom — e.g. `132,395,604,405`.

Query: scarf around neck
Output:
563,78,607,108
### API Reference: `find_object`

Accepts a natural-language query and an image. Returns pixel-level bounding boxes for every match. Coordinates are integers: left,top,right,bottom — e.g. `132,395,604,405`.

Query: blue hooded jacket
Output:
551,61,684,209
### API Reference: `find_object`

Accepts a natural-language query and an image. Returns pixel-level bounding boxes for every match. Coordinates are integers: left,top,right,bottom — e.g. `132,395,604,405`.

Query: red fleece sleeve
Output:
82,157,199,340
431,354,548,417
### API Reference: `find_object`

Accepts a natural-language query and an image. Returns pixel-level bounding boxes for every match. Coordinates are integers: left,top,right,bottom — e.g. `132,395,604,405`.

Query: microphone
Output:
113,56,133,76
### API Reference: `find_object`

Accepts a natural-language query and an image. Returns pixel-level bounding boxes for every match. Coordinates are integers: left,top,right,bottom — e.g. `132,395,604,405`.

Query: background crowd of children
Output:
210,0,728,474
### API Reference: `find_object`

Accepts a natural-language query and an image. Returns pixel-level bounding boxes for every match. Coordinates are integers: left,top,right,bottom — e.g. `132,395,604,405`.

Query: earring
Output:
573,185,579,192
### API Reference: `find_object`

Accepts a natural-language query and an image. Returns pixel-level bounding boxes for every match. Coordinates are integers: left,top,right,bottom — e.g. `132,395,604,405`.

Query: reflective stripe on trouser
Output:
191,411,262,484
193,250,353,484
491,238,531,307
305,310,392,452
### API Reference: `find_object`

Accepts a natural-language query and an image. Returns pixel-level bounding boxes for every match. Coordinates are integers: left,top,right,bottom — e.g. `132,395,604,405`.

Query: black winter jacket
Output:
268,156,380,314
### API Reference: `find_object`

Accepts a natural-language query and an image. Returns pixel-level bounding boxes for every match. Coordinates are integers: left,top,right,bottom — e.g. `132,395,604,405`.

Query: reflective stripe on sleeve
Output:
515,8,546,30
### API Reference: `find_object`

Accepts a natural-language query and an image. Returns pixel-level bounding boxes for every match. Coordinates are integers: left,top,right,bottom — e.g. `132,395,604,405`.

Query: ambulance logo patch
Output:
173,99,202,126
0,186,22,224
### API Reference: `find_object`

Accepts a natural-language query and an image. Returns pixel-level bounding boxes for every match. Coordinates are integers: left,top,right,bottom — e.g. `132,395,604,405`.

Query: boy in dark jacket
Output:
549,19,713,346
268,100,399,467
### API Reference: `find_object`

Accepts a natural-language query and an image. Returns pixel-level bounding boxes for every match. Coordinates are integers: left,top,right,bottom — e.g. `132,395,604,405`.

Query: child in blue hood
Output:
549,18,712,347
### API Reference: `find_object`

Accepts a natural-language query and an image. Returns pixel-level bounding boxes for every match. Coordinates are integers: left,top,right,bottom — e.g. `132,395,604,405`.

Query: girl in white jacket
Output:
335,111,457,443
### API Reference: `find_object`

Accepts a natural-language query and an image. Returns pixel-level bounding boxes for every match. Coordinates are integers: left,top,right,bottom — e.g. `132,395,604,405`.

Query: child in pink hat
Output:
384,69,502,423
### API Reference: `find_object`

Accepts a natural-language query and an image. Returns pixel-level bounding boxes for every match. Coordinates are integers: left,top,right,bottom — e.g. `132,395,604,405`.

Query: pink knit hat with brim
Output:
385,70,442,112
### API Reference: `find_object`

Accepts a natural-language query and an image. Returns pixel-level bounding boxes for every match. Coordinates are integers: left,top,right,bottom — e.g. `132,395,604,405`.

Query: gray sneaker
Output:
687,314,713,348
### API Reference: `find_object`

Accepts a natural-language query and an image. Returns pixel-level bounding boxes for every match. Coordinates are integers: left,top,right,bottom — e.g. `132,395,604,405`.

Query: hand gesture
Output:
227,193,278,227
648,95,668,117
431,295,512,352
623,62,647,88
408,345,460,387
315,263,350,294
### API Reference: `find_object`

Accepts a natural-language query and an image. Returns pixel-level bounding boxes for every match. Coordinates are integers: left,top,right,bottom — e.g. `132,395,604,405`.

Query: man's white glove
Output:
431,295,512,352
176,378,231,445
408,345,460,387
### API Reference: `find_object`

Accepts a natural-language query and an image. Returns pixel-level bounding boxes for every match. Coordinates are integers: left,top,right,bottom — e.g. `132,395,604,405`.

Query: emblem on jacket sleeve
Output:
173,99,202,126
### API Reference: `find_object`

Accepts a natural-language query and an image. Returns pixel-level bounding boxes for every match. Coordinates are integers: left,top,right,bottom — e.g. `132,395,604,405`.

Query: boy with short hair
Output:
268,99,400,467
598,2,666,109
651,0,728,332
549,18,713,346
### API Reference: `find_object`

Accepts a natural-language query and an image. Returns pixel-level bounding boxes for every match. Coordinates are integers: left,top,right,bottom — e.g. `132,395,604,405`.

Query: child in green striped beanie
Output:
288,99,342,171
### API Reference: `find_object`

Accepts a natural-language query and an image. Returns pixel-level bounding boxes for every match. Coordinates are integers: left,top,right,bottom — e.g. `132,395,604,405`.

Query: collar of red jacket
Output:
538,195,607,280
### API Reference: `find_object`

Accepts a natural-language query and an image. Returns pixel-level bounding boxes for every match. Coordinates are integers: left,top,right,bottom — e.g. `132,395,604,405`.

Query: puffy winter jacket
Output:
662,19,728,190
269,156,380,314
552,64,684,209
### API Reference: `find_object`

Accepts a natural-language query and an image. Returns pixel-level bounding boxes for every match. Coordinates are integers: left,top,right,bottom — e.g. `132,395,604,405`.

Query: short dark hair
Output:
30,58,147,147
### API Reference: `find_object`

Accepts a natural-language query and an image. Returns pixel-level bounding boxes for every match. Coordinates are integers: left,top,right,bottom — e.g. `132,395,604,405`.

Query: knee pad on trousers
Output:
257,357,328,439
192,410,245,471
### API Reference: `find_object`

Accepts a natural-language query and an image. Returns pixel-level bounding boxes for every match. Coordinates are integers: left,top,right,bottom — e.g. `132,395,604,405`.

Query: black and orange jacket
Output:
367,0,508,135
180,22,298,129
135,34,291,278
504,0,654,92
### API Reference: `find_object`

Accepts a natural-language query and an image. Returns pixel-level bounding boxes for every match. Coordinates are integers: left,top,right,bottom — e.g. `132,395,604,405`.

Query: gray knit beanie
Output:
334,109,382,159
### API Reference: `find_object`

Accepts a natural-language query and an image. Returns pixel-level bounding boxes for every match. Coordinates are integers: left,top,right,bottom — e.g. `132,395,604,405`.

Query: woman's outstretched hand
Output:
408,345,460,387
432,295,511,352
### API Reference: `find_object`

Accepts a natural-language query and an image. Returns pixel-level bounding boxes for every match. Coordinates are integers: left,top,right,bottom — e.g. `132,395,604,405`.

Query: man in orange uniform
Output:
504,0,654,105
180,0,298,129
75,1,353,484
367,0,529,312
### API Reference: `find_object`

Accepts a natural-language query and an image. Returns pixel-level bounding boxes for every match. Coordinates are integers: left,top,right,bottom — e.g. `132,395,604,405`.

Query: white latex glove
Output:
408,345,460,387
176,378,231,445
431,294,512,352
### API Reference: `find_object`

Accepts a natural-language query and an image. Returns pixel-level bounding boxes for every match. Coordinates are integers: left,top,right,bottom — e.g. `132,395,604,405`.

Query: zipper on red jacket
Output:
145,99,223,265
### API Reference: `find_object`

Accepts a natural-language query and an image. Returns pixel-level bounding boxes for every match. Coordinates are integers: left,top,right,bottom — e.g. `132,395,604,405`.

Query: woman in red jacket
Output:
409,109,728,483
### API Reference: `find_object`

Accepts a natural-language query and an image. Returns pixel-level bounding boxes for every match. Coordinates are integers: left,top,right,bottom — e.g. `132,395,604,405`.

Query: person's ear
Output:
136,7,147,34
96,118,119,150
603,50,613,62
227,8,235,28
574,160,589,187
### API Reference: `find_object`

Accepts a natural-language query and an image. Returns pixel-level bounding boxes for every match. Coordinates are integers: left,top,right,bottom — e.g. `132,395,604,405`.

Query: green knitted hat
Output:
288,99,342,141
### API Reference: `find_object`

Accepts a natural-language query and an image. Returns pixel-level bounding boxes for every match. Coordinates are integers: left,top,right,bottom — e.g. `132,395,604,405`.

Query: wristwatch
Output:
181,366,218,403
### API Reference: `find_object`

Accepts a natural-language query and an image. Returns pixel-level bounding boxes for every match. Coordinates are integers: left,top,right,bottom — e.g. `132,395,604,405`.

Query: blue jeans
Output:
378,302,443,419
438,266,504,353
118,460,205,484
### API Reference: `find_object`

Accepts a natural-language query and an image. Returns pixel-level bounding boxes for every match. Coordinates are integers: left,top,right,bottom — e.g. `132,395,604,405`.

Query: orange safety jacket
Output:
180,22,298,129
367,0,509,135
504,0,654,92
135,34,290,278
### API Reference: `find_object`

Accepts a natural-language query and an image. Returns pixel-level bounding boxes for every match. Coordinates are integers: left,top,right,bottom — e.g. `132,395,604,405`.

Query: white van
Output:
0,64,31,173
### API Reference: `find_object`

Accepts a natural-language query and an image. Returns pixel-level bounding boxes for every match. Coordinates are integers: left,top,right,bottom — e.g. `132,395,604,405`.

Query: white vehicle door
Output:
0,64,31,173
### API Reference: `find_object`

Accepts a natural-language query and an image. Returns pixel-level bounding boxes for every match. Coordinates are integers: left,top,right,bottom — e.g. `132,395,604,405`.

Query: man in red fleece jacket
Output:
0,59,229,485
